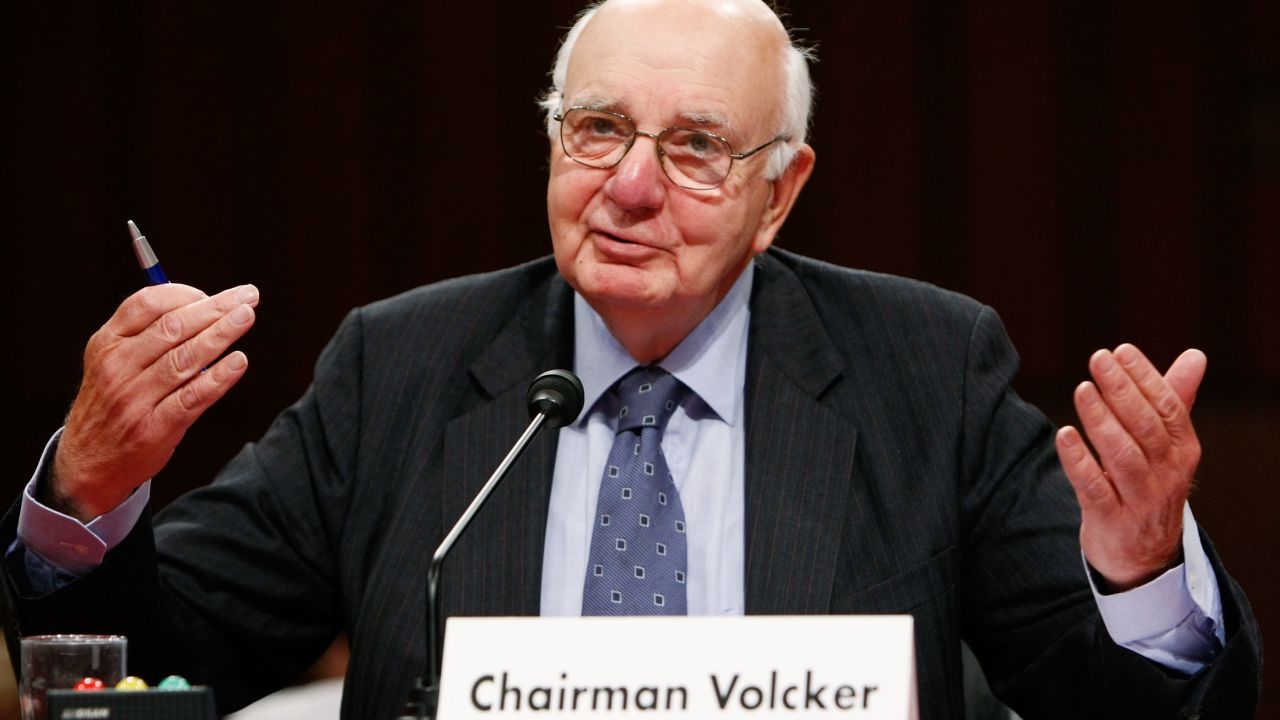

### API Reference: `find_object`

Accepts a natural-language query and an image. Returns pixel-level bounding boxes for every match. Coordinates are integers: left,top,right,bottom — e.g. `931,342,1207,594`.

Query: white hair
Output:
538,1,816,181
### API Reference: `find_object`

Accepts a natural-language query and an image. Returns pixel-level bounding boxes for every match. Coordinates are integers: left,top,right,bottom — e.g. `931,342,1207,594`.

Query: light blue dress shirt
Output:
541,265,754,617
16,263,1224,674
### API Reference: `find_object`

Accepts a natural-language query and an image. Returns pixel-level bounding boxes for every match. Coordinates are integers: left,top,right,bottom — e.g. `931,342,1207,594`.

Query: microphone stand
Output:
396,414,546,720
397,370,582,720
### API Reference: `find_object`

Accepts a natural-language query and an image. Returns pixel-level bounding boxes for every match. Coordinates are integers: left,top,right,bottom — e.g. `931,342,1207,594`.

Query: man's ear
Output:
752,143,816,254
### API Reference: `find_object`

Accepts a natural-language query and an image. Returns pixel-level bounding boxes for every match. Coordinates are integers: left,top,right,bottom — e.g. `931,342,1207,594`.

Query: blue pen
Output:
128,219,169,285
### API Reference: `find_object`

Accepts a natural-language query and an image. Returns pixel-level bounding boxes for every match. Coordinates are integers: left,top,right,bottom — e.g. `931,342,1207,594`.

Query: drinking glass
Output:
19,634,127,720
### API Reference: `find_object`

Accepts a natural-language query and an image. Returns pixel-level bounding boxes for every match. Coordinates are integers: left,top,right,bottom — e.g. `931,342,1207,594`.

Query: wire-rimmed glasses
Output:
553,106,787,190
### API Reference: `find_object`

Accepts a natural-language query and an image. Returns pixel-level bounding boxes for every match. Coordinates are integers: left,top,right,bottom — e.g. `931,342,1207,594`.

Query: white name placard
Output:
437,615,916,719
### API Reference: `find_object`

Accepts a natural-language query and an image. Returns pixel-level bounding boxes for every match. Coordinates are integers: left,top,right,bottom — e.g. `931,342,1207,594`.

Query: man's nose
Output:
604,134,666,211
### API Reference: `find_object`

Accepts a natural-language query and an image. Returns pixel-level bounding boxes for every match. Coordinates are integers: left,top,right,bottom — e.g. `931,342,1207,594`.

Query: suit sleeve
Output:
956,306,1261,719
1,306,369,715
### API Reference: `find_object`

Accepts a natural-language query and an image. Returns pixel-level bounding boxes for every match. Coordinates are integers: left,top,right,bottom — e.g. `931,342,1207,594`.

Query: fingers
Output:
156,350,251,425
1072,377,1156,501
1088,345,1205,456
51,284,261,521
104,284,209,337
1055,425,1118,514
1067,343,1203,503
143,292,258,392
1112,344,1198,445
1064,344,1202,591
1087,348,1167,460
130,284,261,369
85,285,259,408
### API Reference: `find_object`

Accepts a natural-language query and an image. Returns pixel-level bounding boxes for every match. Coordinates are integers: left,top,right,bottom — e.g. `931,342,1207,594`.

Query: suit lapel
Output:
743,252,859,614
436,253,860,617
439,275,573,619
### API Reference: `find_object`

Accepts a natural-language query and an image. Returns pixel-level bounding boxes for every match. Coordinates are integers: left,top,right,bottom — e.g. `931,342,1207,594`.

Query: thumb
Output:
1164,348,1206,411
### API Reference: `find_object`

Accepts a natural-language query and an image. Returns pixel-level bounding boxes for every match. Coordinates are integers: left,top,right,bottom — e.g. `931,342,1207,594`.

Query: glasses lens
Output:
660,129,731,189
560,109,631,167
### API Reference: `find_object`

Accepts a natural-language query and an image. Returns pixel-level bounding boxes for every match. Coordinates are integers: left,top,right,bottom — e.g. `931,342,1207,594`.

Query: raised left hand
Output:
1054,343,1205,591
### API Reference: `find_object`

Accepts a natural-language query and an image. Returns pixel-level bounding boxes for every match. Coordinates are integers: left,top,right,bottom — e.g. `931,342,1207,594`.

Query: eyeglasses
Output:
553,107,788,191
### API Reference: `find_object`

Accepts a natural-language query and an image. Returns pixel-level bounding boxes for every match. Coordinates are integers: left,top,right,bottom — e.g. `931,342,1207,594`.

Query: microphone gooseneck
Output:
398,369,584,720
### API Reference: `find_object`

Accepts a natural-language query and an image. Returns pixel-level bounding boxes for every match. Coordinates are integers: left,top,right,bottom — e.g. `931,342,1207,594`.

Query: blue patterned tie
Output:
582,367,689,615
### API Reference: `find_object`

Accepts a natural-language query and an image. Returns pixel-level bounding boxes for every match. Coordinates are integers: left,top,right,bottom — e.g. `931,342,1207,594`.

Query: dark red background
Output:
3,2,1276,715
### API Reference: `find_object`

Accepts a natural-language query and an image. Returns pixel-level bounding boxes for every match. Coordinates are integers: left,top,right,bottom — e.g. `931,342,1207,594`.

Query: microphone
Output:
526,369,584,429
398,369,585,720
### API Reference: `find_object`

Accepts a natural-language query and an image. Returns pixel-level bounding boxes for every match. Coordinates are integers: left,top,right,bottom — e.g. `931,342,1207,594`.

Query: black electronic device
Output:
47,687,215,720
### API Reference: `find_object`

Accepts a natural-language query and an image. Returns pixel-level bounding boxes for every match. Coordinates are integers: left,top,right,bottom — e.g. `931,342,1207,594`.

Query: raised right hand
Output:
46,283,260,522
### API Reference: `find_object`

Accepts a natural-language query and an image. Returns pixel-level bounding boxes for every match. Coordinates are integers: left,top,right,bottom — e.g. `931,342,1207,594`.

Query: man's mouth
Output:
591,230,659,260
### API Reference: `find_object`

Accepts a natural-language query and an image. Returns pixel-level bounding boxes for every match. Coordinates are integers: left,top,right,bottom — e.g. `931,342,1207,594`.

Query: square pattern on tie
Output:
582,366,690,616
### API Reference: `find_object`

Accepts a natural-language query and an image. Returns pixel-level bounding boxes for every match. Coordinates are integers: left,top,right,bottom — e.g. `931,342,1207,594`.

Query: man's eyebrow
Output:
564,98,737,135
568,96,622,112
677,111,735,135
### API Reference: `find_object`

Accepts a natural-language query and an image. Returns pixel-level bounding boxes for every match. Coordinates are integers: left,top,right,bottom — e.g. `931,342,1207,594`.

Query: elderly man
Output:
2,0,1260,718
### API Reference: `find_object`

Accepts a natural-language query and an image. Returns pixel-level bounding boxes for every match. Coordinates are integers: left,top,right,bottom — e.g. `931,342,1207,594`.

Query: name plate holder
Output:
438,615,917,718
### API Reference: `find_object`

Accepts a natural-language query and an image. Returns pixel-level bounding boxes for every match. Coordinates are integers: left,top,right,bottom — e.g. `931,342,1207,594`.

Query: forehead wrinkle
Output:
566,15,772,141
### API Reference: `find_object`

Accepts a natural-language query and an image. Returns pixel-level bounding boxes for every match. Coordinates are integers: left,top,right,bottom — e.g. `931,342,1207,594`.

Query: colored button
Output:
74,677,105,691
158,675,191,691
115,676,149,691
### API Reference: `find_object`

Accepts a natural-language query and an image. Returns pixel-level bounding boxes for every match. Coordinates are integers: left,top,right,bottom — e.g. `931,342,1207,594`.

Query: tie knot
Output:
614,367,686,434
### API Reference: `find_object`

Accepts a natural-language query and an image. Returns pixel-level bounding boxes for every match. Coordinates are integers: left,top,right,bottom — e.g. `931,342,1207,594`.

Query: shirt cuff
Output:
1086,502,1225,674
15,428,151,575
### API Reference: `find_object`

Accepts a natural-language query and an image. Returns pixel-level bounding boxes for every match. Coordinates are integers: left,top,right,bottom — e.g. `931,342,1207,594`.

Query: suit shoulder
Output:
765,248,989,333
313,255,561,379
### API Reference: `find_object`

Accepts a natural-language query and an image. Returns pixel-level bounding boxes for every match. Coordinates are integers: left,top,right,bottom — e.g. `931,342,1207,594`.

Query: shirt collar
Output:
573,264,754,427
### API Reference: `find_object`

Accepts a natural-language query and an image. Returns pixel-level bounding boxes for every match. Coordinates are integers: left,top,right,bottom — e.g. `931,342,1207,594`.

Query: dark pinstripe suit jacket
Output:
2,249,1261,719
